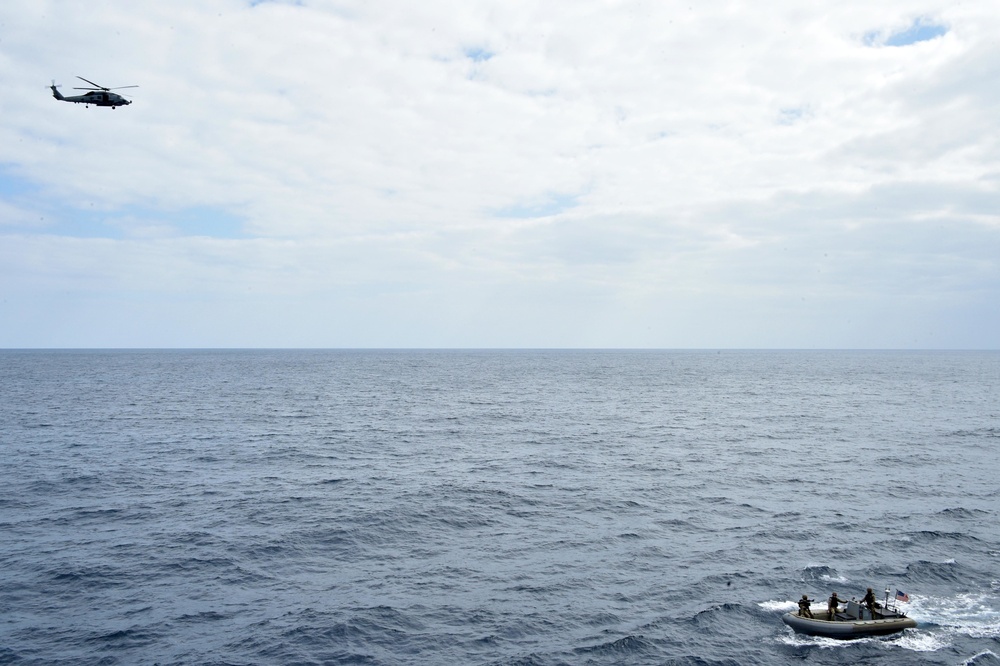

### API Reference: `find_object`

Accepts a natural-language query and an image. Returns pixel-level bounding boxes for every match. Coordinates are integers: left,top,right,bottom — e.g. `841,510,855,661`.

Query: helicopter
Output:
50,76,137,109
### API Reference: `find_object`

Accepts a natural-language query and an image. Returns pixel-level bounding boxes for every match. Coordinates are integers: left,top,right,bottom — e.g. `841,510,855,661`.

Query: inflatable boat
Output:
782,597,916,639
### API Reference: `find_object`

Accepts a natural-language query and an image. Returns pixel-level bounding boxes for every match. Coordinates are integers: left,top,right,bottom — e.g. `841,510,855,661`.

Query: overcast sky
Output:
2,0,998,348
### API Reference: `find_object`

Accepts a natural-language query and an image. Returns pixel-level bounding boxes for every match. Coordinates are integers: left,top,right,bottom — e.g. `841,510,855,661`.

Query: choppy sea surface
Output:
1,350,999,665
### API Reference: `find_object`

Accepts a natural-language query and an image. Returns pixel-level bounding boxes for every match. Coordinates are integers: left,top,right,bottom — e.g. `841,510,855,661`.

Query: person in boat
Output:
827,592,843,620
798,595,814,618
861,587,879,616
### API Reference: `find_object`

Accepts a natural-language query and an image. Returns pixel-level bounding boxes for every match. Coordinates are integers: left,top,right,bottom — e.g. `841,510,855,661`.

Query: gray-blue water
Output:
1,350,998,665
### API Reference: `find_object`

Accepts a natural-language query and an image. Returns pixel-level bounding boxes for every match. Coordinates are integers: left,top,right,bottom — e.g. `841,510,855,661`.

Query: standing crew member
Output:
798,595,814,618
827,592,842,620
861,587,878,617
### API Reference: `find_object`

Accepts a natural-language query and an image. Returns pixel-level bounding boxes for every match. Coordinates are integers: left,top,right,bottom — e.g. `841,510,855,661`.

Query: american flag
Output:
895,590,910,603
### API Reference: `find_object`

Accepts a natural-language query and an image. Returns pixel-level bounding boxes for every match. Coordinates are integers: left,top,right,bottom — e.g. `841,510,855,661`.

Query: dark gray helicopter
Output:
51,76,137,109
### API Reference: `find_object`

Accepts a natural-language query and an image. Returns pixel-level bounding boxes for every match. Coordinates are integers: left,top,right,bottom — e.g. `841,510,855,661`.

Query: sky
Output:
1,0,998,348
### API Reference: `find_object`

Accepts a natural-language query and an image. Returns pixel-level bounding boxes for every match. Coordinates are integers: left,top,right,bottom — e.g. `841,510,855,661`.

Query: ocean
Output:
1,349,998,665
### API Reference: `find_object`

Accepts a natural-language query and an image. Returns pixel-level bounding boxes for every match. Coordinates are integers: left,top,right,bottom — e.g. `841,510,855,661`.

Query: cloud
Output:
1,0,998,347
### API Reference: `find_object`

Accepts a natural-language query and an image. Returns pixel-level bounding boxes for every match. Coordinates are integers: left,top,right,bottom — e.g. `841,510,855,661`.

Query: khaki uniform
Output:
827,594,842,620
861,589,878,617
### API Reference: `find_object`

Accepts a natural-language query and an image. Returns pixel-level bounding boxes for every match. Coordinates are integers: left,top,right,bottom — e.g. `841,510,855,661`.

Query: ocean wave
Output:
950,428,1000,438
961,650,1000,665
801,565,849,585
939,507,990,520
573,634,656,659
903,559,968,584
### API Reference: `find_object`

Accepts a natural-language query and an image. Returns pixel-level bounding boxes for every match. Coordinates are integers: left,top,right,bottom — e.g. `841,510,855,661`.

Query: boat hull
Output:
781,613,917,638
782,612,916,638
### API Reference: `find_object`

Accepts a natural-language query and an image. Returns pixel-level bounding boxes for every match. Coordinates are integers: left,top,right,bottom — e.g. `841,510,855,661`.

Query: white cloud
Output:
0,0,998,347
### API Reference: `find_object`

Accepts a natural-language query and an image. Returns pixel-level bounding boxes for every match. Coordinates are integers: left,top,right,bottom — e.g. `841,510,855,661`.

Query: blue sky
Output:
1,1,997,348
867,19,950,47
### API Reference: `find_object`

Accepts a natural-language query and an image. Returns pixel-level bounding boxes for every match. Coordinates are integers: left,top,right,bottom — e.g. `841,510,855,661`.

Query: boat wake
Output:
906,592,1000,639
758,600,796,613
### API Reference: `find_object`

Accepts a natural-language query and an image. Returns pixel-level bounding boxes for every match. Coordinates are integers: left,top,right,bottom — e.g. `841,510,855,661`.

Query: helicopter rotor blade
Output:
71,86,135,98
76,76,107,90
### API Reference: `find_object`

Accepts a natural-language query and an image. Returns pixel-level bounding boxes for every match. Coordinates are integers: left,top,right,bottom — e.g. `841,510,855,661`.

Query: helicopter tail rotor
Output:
50,80,65,101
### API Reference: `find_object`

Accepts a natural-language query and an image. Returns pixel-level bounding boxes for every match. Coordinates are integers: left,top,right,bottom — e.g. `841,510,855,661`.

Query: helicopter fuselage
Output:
51,86,131,108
